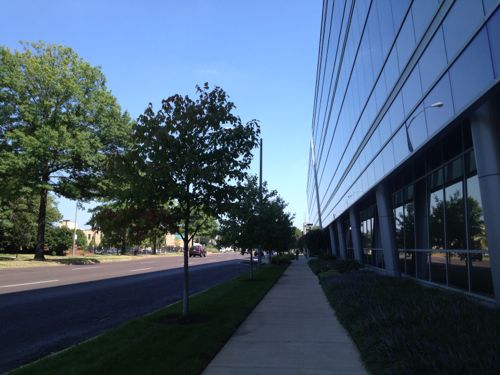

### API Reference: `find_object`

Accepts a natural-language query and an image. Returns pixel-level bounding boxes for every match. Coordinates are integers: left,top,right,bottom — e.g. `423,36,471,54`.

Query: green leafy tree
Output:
0,42,131,260
0,193,61,252
219,176,274,279
75,229,88,249
44,226,87,255
134,83,260,316
90,203,175,255
259,195,295,257
292,227,302,250
45,226,73,255
89,204,138,254
128,205,176,254
193,214,219,246
302,228,329,256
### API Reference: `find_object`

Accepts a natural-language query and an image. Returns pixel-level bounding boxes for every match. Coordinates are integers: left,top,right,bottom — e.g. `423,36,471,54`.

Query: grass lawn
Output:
309,258,500,375
0,253,181,269
9,264,287,375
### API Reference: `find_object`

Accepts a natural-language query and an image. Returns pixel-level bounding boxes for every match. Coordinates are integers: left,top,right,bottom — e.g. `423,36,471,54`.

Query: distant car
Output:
219,247,233,253
189,244,206,257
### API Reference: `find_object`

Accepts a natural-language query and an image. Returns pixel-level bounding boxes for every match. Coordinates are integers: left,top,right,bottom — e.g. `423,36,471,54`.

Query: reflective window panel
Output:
449,29,494,112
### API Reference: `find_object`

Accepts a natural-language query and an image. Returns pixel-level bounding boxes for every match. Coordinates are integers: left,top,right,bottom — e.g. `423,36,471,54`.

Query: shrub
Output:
318,269,338,281
315,270,500,374
335,259,361,273
270,255,292,265
308,258,337,275
309,258,361,275
318,252,336,260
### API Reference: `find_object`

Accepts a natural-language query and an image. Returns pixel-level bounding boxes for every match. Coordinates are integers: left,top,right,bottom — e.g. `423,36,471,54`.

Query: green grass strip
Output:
10,265,287,375
309,259,500,375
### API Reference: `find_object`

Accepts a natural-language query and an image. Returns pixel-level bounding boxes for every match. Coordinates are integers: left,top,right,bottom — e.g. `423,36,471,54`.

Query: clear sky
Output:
0,0,321,229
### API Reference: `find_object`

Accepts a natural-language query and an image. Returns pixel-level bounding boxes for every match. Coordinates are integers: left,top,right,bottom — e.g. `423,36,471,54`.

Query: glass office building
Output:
307,0,500,302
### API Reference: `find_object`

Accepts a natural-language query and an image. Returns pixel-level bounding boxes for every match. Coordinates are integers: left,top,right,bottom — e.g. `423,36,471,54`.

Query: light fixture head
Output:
431,101,444,108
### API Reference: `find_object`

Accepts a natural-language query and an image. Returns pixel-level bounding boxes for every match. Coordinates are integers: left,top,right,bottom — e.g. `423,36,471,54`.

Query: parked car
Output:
189,244,206,257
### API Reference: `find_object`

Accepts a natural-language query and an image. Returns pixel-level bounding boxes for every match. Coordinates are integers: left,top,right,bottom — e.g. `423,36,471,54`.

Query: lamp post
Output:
405,101,444,153
258,137,263,266
310,138,323,229
72,201,78,257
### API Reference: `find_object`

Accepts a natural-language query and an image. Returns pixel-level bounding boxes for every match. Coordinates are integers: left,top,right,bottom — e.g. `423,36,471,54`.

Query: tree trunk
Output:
34,187,48,261
182,223,190,317
121,234,126,255
250,249,254,280
152,234,157,255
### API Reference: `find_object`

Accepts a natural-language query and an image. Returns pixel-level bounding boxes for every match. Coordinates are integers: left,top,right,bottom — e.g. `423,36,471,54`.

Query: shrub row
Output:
270,254,296,265
309,258,361,275
309,258,500,375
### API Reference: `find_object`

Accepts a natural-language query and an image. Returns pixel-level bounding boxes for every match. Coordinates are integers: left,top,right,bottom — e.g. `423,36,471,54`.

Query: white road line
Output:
71,266,100,271
130,267,152,272
140,261,154,264
1,280,59,288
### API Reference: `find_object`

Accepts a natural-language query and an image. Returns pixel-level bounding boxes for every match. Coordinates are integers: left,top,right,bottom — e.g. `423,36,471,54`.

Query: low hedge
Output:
309,259,500,374
309,258,361,275
270,254,295,265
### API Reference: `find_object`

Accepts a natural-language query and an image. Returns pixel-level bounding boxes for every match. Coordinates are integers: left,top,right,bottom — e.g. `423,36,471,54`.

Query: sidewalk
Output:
203,257,368,375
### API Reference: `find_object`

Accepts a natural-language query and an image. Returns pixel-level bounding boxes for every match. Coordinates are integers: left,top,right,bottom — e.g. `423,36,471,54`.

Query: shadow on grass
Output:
46,258,101,265
0,256,17,261
0,256,101,265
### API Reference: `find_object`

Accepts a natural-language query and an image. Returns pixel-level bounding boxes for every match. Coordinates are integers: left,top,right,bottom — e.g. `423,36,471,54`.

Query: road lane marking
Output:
130,267,152,272
1,280,59,288
71,266,100,271
140,261,154,264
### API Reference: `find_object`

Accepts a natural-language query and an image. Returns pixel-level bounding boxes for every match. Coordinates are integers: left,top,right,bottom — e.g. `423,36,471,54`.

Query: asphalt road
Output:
0,253,249,374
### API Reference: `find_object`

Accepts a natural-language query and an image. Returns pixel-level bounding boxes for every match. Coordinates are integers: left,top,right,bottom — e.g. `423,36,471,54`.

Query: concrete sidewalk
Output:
203,257,368,375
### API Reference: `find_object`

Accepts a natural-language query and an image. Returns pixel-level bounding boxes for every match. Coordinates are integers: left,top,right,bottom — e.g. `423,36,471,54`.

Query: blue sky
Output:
0,0,321,228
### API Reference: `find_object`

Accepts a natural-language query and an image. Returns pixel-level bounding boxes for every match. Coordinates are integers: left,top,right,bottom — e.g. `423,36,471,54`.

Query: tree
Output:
219,176,274,279
219,176,295,276
290,227,302,252
75,229,88,250
0,42,131,260
129,205,176,254
259,195,295,258
302,228,329,256
134,83,259,316
45,226,73,255
0,193,61,253
193,214,219,246
89,203,175,255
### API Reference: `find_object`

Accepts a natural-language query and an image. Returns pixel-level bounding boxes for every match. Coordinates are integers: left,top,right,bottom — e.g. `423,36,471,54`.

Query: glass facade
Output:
393,146,493,297
308,0,499,299
309,0,499,226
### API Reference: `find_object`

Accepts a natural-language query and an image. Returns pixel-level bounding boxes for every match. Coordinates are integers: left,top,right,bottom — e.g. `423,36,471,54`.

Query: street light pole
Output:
405,101,444,152
310,138,323,229
258,137,263,266
72,201,78,257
